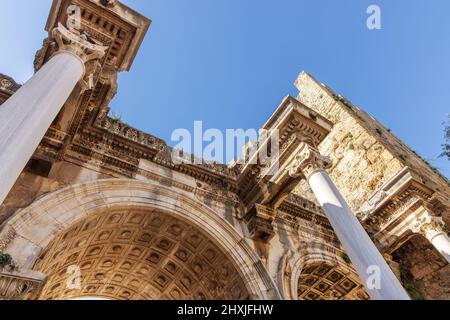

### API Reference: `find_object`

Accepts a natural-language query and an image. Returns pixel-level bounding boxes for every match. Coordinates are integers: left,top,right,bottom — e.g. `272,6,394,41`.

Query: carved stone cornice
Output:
411,211,446,240
44,0,151,72
360,170,435,218
235,97,333,212
278,194,333,230
244,204,277,242
286,143,332,180
358,168,440,242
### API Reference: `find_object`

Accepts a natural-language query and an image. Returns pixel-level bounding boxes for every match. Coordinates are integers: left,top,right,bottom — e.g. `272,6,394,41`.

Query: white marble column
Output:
0,24,106,205
287,143,410,300
411,211,450,263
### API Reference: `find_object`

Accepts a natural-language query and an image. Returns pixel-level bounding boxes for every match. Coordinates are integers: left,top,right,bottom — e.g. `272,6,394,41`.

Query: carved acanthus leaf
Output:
411,211,446,239
286,143,332,179
52,23,107,64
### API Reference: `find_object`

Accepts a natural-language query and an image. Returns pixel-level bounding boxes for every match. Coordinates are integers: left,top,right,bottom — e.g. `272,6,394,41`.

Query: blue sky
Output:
0,0,449,177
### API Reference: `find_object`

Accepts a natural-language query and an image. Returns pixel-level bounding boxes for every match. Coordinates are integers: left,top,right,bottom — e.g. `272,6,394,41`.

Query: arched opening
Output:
33,208,251,300
297,262,368,300
390,234,449,300
279,243,368,300
0,179,279,300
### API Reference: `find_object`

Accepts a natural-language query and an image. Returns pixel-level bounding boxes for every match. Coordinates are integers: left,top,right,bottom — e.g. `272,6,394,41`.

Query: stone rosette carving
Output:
411,211,447,240
286,143,332,179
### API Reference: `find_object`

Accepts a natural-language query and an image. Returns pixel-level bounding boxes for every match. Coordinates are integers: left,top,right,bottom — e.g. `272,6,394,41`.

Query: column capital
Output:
411,211,446,240
52,23,107,65
51,23,108,89
286,143,332,179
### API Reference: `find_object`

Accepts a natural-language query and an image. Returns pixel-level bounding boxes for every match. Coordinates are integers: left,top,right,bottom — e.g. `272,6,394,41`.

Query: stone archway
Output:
34,208,251,300
390,234,449,300
279,242,369,300
0,179,279,300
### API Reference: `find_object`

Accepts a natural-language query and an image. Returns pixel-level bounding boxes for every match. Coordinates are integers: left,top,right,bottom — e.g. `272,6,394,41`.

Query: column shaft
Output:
308,170,410,300
0,52,84,205
429,233,450,263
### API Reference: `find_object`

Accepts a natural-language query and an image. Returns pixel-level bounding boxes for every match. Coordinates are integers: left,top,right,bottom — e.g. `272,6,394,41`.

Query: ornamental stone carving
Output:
0,269,47,300
51,23,108,90
411,211,446,240
100,0,117,7
52,23,107,65
0,227,16,252
244,204,277,242
286,143,332,179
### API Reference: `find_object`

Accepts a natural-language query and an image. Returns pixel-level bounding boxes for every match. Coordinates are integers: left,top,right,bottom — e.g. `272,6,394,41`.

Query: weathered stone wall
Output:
393,235,450,300
0,172,61,226
293,72,449,213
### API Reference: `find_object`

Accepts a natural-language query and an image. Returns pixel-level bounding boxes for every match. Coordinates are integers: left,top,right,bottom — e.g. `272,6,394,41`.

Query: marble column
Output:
287,143,410,300
0,23,106,205
411,211,450,263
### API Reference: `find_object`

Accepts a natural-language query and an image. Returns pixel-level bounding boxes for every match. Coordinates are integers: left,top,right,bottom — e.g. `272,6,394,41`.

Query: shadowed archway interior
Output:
297,262,369,300
33,208,251,300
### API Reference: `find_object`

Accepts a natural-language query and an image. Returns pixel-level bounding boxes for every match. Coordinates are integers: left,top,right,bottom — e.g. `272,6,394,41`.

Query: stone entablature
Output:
353,167,449,258
236,96,333,213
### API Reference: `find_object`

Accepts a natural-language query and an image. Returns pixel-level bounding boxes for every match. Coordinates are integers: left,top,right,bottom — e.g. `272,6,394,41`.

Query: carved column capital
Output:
411,211,446,240
286,143,332,179
51,23,108,90
52,23,107,65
